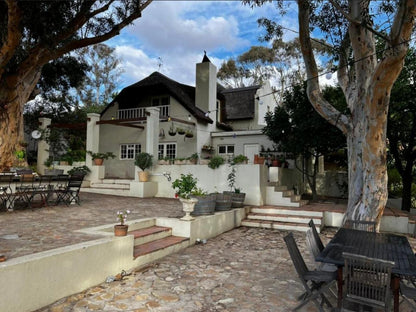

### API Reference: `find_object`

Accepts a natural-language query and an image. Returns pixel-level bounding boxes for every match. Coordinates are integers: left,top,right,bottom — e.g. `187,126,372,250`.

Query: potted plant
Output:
187,153,198,164
168,123,176,136
67,165,91,176
114,210,131,236
87,151,116,166
135,152,153,182
185,130,194,138
223,162,246,208
191,187,216,216
232,154,248,164
208,156,225,169
176,127,185,135
171,173,199,221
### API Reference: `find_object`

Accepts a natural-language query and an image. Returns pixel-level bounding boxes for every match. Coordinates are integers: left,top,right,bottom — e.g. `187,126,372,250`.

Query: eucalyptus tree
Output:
0,0,152,170
246,0,416,225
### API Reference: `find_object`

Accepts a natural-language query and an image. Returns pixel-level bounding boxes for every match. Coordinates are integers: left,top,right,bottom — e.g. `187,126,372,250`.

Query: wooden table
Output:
316,227,416,312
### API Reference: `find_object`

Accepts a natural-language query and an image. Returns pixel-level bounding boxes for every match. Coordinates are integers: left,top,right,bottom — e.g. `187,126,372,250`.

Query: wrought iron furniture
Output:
342,252,395,311
400,278,416,309
343,219,376,232
0,174,14,211
56,174,84,205
316,227,416,312
284,232,337,311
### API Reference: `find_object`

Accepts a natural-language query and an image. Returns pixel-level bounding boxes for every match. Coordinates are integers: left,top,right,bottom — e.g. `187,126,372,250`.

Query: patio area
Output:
1,193,416,311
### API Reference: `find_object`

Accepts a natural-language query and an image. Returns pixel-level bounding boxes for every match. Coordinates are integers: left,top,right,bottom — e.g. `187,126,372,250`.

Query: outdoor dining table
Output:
316,227,416,312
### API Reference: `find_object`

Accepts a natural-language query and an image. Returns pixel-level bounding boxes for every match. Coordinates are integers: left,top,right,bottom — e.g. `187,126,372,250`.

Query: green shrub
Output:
232,154,248,164
208,156,225,169
135,152,153,171
172,173,198,199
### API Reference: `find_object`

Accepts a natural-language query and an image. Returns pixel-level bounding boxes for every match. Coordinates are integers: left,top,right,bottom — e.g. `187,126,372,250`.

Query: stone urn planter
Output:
215,193,232,211
223,191,246,208
191,193,216,216
114,224,128,236
180,198,198,221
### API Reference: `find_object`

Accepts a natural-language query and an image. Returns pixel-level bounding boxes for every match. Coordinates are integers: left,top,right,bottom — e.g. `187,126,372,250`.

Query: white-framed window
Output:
218,144,234,155
120,144,141,160
158,143,176,159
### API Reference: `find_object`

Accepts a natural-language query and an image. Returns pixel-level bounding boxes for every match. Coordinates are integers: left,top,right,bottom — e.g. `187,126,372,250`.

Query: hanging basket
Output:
185,132,194,138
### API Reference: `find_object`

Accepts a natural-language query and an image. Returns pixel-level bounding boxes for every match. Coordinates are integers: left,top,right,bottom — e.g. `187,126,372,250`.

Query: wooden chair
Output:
284,232,337,311
341,252,394,312
343,220,376,233
305,228,337,272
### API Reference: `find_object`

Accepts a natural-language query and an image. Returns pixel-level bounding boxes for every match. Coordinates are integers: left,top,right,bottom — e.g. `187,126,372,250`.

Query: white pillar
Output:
86,113,101,168
37,117,51,174
145,107,160,157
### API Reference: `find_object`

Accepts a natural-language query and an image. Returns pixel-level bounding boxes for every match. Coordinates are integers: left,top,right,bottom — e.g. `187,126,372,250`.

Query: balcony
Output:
117,105,170,120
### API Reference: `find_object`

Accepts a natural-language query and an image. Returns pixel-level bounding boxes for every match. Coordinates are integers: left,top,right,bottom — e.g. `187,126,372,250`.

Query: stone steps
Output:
265,185,308,207
81,179,131,196
243,206,323,232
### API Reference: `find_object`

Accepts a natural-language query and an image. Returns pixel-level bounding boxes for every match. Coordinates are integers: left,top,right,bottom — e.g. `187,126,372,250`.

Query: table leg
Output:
392,275,399,312
337,267,343,308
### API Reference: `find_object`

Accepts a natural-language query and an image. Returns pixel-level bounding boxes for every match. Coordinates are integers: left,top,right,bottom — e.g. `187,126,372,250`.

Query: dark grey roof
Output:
102,72,213,124
220,85,261,120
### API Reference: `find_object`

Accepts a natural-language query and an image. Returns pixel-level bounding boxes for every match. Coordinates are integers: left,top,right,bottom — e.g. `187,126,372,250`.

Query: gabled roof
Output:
102,72,213,124
221,85,261,120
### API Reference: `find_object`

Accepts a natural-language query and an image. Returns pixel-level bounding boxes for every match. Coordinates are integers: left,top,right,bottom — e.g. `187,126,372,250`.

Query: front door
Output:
244,144,259,164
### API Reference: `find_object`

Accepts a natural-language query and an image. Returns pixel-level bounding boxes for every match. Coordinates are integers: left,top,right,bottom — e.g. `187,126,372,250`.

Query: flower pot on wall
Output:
93,158,104,166
138,171,149,182
114,224,128,236
223,191,246,208
215,193,232,211
179,197,198,221
191,194,216,216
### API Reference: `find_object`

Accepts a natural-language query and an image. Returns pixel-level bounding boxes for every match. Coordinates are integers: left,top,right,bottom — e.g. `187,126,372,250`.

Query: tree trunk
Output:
0,70,41,170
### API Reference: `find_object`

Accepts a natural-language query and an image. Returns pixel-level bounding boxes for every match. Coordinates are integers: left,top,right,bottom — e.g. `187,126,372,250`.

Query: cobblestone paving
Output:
2,193,416,311
0,192,183,259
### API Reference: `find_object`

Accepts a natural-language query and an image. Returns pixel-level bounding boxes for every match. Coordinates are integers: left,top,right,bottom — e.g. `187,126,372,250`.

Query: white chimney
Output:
195,53,217,115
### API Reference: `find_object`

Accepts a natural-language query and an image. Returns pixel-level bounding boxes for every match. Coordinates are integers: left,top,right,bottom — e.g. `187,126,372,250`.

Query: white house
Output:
86,54,277,179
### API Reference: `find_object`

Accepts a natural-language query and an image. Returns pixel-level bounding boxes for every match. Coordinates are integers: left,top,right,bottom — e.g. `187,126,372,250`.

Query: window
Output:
120,144,141,160
158,143,176,159
218,145,234,155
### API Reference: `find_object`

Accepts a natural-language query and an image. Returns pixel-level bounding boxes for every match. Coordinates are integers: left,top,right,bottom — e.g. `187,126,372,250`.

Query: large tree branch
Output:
297,0,350,135
0,0,22,78
17,0,152,82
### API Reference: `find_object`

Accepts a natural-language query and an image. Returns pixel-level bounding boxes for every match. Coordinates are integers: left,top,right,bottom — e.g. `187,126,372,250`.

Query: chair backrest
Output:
308,219,324,252
284,233,309,279
344,220,376,232
306,228,321,261
67,174,84,188
342,252,394,310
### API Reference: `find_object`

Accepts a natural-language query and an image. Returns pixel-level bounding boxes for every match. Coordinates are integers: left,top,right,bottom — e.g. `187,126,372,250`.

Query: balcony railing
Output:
117,105,170,120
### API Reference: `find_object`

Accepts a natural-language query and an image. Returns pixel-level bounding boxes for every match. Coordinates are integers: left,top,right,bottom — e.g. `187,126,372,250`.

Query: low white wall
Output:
150,164,269,206
0,207,247,312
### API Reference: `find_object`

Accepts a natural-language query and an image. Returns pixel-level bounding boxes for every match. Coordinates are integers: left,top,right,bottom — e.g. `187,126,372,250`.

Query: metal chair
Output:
341,252,394,312
305,228,337,272
56,174,84,205
13,174,35,208
343,220,376,233
284,232,337,312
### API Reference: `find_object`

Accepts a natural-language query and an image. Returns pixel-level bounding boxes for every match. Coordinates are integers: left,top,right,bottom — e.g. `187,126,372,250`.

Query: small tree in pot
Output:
135,152,153,182
223,162,246,208
172,173,199,221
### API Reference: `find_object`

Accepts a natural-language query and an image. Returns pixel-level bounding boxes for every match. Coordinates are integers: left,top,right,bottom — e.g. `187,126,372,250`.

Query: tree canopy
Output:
0,0,152,170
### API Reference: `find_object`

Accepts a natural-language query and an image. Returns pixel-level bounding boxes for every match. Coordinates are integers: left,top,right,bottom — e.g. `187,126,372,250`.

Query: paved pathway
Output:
1,193,415,311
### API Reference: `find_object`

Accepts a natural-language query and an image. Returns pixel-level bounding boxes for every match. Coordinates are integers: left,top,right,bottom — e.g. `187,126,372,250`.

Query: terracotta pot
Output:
257,157,265,165
138,171,149,182
93,158,104,166
114,224,128,236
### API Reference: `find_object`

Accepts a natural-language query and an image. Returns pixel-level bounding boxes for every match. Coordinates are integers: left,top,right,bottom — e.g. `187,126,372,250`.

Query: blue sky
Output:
106,1,299,89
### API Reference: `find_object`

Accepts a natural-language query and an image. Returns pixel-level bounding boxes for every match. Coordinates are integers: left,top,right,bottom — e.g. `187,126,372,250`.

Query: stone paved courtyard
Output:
1,192,416,311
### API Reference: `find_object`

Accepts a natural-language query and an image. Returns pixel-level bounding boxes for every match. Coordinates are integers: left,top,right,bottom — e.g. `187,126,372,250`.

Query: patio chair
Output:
56,174,84,205
305,228,337,272
400,277,416,309
341,252,394,312
30,175,52,207
283,232,337,312
13,174,35,208
343,220,376,233
0,174,14,211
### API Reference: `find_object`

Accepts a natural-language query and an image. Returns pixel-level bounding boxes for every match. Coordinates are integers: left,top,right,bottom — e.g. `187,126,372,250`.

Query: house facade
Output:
97,54,277,179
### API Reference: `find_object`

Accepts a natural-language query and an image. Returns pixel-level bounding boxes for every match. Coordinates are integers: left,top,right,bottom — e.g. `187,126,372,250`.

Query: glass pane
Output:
218,146,226,154
227,145,234,154
120,145,127,159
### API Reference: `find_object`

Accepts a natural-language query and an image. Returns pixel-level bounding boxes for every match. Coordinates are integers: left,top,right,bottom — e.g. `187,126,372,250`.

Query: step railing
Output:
117,105,170,119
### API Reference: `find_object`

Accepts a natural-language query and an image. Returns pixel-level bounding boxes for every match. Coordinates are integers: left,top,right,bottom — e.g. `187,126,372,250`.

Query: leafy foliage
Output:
208,156,225,169
134,152,153,171
172,174,198,199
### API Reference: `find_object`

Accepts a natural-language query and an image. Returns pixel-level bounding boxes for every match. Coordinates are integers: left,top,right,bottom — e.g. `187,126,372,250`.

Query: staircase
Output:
128,220,189,262
81,179,131,196
242,184,322,232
